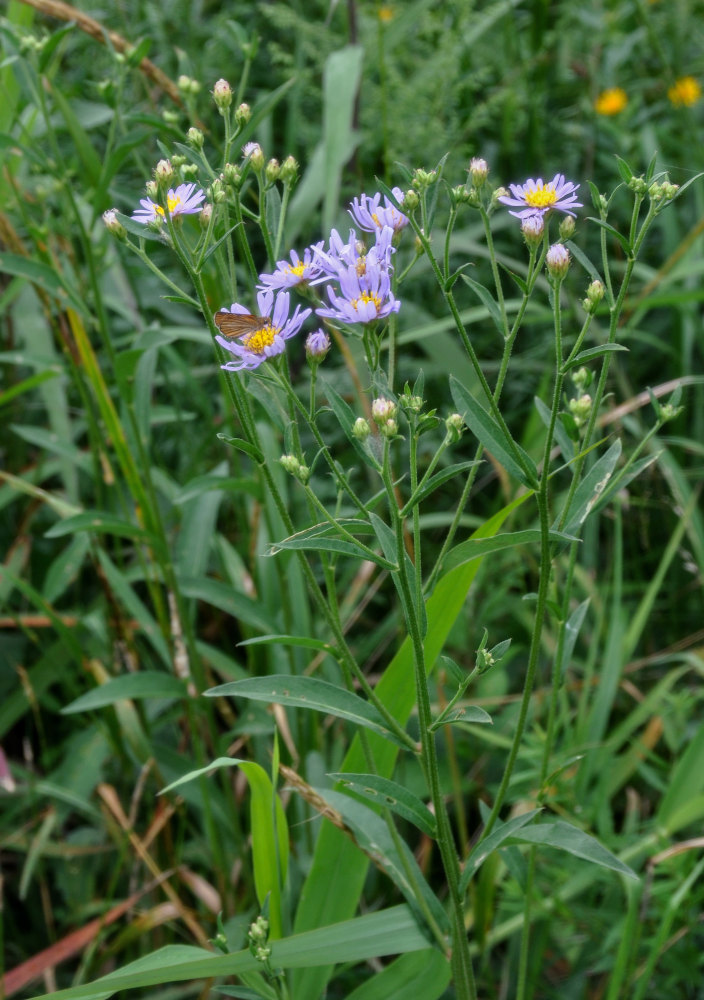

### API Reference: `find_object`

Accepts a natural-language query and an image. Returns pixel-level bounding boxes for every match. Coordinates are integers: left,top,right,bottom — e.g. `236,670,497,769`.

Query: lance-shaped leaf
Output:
442,529,576,575
459,809,542,892
556,439,622,535
329,773,437,836
62,672,187,714
450,375,537,487
507,820,638,879
206,676,410,748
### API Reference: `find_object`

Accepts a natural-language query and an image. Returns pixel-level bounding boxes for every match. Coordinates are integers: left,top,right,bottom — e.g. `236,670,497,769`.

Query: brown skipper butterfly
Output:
214,311,270,340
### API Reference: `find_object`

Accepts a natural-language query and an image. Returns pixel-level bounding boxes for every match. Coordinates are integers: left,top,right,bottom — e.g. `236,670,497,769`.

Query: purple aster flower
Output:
305,328,331,361
349,187,409,234
315,226,396,281
215,289,311,372
316,256,401,326
131,183,205,224
258,243,327,290
498,174,582,220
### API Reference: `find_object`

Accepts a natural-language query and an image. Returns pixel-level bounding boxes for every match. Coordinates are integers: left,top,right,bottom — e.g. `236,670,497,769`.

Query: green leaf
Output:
316,788,448,935
172,473,261,505
460,273,504,335
450,375,537,487
534,395,573,462
557,439,622,536
442,529,574,574
564,241,602,284
459,809,542,892
401,461,480,514
322,46,364,233
562,343,628,372
179,576,277,634
657,725,704,832
267,531,395,569
238,634,336,653
61,672,187,714
329,773,437,836
615,155,633,183
586,217,632,256
344,949,450,1000
431,704,492,727
44,511,157,545
508,820,638,880
206,676,411,748
320,377,379,468
29,905,430,1000
161,757,288,938
216,433,265,464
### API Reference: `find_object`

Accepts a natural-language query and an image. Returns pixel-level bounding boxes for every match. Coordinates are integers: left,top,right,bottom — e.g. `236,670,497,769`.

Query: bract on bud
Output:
199,203,213,228
305,329,331,363
403,189,419,212
243,142,265,171
265,158,280,184
571,366,592,391
279,455,310,484
281,155,299,186
546,243,571,278
568,393,593,428
445,412,464,442
186,127,204,150
582,279,605,313
412,167,437,190
353,417,371,441
372,397,398,425
235,102,251,127
102,209,126,240
213,78,233,111
381,418,398,438
154,159,175,187
521,213,544,248
145,180,158,198
223,162,241,187
558,214,576,240
469,157,489,186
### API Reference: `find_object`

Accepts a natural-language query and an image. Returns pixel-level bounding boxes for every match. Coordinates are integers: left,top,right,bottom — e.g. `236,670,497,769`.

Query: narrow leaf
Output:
206,676,410,748
563,343,628,372
508,820,638,879
442,529,574,574
61,673,187,714
459,809,542,891
329,773,437,836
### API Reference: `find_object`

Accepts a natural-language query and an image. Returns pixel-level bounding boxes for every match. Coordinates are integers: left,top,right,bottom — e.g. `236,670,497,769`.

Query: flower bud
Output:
372,397,398,425
162,109,180,125
171,154,187,169
235,102,251,127
521,213,544,248
582,279,605,313
628,175,648,195
209,178,226,204
662,182,679,200
568,393,593,428
281,155,299,186
546,243,571,278
279,454,309,484
558,214,576,240
243,142,265,171
305,329,331,363
265,158,280,184
412,167,437,190
403,189,419,212
491,186,508,207
154,158,175,187
181,162,199,181
381,418,398,438
571,366,592,391
399,392,423,413
102,209,126,240
213,78,233,111
145,180,159,198
178,75,200,95
223,162,241,187
445,412,464,442
186,126,204,150
353,417,371,441
199,203,213,228
659,402,683,422
468,157,489,186
466,187,481,208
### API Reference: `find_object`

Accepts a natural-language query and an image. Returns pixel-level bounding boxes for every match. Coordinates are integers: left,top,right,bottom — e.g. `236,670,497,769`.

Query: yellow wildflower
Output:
668,76,702,107
378,5,394,22
594,88,628,116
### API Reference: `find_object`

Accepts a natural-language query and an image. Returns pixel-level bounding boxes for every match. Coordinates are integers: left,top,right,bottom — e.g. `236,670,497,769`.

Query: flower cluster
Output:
214,188,407,372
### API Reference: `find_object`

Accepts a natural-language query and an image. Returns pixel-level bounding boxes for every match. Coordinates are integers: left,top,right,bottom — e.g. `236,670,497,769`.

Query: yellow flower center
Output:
243,325,278,354
155,193,182,217
524,183,558,209
352,292,382,314
285,262,308,279
379,6,394,22
371,212,382,228
355,256,367,276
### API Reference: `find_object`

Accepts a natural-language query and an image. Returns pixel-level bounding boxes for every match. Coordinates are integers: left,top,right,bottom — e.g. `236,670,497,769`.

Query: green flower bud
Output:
154,158,175,187
281,155,299,186
235,102,251,127
468,157,489,186
403,189,419,212
102,209,126,240
186,126,204,150
559,214,576,240
353,417,371,441
546,243,570,279
582,279,605,313
445,412,464,442
212,78,233,111
265,158,280,184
